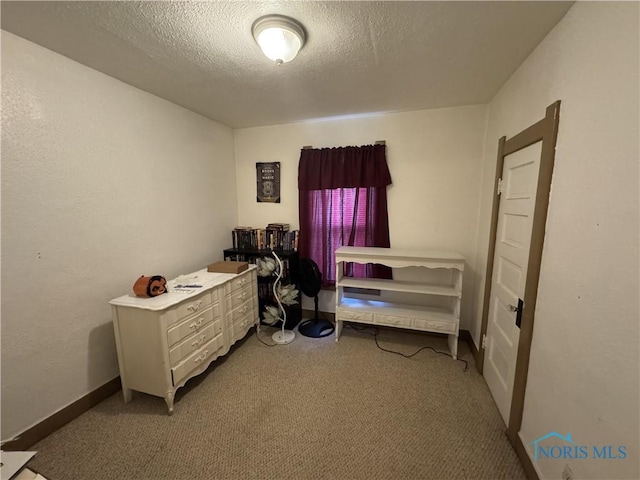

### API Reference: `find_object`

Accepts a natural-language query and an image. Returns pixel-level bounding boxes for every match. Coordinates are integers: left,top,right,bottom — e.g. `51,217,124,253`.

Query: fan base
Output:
298,319,335,338
272,330,295,344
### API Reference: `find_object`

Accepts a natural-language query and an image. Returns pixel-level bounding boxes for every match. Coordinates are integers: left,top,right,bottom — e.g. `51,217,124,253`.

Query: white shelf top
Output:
335,246,464,270
108,266,255,311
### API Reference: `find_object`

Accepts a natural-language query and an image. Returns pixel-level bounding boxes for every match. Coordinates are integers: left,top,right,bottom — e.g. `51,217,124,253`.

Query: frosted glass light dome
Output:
252,15,306,65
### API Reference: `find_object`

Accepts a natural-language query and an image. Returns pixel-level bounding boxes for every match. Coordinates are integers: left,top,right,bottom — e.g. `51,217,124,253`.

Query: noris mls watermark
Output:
529,432,627,462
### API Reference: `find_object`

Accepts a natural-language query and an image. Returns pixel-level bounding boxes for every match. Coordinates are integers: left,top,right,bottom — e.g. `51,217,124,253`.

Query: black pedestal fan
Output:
297,258,335,338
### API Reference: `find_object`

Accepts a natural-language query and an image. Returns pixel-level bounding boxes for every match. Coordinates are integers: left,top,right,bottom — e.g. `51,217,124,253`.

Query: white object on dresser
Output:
109,266,259,414
1,451,36,480
334,247,464,359
14,468,47,480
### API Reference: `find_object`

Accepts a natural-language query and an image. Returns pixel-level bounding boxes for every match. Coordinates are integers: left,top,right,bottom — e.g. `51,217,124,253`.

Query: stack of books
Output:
231,226,256,250
265,223,297,251
231,224,299,251
266,223,290,230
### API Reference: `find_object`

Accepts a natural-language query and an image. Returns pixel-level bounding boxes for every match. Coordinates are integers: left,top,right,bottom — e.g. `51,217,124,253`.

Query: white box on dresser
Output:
335,247,464,359
109,266,258,414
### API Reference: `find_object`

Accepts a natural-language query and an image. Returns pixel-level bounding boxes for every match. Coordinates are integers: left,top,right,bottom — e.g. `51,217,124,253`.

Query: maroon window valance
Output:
298,144,392,191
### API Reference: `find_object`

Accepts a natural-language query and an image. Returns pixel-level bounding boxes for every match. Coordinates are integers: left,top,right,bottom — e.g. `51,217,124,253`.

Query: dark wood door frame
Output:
477,101,561,446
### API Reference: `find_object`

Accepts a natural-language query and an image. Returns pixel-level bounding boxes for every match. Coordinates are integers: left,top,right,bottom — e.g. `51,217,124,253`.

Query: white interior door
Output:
484,142,542,425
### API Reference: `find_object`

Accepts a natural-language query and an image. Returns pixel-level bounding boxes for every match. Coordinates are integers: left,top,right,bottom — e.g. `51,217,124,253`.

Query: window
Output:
298,144,392,287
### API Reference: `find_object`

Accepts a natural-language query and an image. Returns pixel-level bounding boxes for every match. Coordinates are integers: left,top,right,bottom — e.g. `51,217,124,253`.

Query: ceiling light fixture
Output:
252,14,306,65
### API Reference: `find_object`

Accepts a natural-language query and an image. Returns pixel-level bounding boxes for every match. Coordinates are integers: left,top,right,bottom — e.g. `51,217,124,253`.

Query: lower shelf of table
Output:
335,298,459,359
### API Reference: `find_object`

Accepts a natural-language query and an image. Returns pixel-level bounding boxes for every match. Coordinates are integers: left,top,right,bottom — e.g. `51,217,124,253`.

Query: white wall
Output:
234,106,487,326
473,3,639,479
1,32,238,440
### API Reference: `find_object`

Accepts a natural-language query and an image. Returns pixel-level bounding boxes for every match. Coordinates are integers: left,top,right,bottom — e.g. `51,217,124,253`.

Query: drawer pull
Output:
237,279,246,286
191,335,207,348
187,300,203,313
425,322,447,331
194,350,209,364
237,292,247,301
241,306,248,314
190,317,204,330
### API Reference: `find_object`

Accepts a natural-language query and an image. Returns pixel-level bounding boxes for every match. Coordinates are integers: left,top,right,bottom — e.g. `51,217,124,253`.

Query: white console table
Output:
109,266,258,414
335,247,464,359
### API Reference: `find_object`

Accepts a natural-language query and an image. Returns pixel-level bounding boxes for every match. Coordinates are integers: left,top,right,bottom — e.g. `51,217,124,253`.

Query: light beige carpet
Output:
30,325,526,480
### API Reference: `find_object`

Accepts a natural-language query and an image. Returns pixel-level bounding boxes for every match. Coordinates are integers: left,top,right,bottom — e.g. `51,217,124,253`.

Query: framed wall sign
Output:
256,162,281,203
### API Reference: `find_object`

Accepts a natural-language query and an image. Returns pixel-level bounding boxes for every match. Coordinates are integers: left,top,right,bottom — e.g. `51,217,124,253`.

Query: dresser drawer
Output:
413,318,457,334
171,335,223,387
230,313,256,344
224,272,252,294
166,290,213,326
169,319,223,366
225,283,253,311
336,308,373,324
167,304,219,347
227,299,253,325
374,314,412,328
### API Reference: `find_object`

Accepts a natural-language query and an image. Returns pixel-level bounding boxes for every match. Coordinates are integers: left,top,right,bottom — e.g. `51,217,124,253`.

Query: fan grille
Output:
299,258,321,297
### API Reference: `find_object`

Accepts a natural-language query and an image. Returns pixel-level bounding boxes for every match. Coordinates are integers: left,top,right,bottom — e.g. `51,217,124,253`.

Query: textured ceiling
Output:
1,1,573,128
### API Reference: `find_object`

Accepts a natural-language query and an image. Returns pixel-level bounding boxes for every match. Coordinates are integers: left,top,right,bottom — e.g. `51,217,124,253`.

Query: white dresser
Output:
109,266,258,414
335,247,464,359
